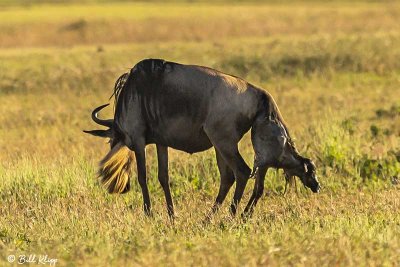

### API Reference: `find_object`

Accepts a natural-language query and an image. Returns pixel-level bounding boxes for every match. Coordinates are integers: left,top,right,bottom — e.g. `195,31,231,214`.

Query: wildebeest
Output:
84,59,320,218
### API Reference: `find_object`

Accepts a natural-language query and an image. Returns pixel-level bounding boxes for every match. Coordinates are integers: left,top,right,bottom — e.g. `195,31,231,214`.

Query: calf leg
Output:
284,173,297,196
134,143,151,216
156,144,174,219
211,149,235,214
242,167,268,217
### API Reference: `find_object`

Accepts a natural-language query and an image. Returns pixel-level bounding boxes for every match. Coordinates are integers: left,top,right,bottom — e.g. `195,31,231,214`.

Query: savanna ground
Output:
0,1,399,266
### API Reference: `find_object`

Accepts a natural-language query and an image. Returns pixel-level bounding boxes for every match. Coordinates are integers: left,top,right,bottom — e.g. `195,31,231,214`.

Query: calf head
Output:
251,117,320,193
284,158,320,193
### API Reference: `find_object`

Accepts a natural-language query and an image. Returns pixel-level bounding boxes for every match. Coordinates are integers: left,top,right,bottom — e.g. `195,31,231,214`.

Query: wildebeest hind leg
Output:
156,144,174,219
204,127,251,215
212,145,251,215
242,167,267,218
210,149,235,214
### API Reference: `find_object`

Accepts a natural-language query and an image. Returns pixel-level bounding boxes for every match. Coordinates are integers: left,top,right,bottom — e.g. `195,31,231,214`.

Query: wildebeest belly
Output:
146,116,213,154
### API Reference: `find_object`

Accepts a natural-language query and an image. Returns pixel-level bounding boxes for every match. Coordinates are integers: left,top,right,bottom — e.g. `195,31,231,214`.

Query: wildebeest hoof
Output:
240,212,252,222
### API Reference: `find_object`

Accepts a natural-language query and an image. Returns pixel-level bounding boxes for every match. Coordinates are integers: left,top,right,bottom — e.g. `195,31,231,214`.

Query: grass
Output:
0,1,399,266
1,2,399,47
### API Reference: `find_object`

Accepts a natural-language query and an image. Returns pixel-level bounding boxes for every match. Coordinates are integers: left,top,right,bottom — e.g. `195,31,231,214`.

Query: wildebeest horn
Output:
90,104,113,128
83,129,112,138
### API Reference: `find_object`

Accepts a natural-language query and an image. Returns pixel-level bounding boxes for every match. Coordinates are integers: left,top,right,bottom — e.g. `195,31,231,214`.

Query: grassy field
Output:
0,1,399,266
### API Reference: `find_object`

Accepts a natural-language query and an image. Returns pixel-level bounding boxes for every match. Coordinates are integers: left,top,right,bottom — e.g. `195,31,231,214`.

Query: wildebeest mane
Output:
109,60,167,109
109,72,130,109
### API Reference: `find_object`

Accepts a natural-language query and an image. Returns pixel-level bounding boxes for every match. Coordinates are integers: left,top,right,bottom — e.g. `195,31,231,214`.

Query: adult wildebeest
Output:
84,59,320,218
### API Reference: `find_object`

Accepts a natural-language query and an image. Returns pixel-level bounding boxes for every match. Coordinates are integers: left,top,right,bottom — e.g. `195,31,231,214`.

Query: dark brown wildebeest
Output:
84,59,320,219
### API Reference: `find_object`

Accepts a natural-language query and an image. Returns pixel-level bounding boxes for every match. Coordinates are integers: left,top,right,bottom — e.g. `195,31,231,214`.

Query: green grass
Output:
0,1,399,266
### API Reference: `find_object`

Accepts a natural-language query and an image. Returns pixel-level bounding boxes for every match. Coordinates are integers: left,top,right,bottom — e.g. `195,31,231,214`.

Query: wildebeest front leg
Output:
210,149,235,214
156,144,174,219
242,167,268,217
135,145,151,216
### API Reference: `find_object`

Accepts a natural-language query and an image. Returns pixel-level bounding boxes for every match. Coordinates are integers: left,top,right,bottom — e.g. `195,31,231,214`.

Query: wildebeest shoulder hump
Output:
133,58,170,76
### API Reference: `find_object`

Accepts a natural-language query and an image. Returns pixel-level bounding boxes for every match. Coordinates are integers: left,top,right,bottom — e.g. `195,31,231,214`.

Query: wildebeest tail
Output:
98,142,134,194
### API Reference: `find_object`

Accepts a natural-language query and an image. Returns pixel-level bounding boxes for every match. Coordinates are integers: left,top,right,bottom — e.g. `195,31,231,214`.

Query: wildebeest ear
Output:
303,162,308,173
277,136,287,146
83,129,112,138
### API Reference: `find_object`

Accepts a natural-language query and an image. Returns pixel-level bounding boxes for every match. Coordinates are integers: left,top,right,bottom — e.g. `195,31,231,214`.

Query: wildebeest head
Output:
83,104,113,141
251,117,320,193
84,73,130,144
